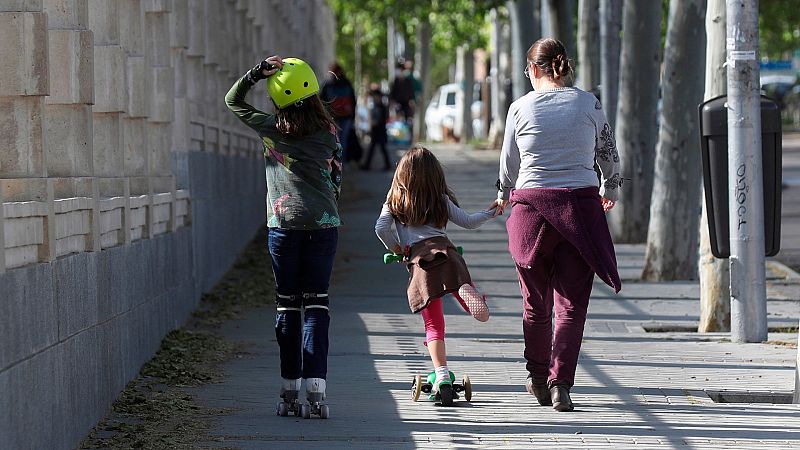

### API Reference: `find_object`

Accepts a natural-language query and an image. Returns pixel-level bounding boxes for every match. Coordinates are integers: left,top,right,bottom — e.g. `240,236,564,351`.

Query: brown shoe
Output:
525,375,552,406
550,385,574,411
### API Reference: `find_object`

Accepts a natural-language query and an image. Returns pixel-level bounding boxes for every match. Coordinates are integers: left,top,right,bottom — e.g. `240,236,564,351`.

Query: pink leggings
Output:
420,293,470,345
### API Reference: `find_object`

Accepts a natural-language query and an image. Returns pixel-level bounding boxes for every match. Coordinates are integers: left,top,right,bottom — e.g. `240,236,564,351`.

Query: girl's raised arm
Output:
224,58,281,132
446,197,495,230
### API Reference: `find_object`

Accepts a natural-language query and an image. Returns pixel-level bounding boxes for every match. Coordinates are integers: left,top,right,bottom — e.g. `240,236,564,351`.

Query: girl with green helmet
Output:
225,55,341,419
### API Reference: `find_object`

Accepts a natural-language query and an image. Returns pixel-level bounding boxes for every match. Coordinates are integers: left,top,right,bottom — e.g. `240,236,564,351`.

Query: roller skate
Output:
276,378,301,417
410,370,472,407
300,377,330,419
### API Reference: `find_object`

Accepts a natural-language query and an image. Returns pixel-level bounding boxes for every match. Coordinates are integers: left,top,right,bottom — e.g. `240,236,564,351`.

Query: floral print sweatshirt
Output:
225,73,342,230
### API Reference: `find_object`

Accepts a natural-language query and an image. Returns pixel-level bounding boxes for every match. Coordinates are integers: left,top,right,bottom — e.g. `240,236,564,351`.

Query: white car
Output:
424,83,483,142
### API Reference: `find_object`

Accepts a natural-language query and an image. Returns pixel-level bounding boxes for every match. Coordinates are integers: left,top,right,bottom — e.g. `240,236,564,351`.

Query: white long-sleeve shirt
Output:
497,87,621,202
374,198,495,251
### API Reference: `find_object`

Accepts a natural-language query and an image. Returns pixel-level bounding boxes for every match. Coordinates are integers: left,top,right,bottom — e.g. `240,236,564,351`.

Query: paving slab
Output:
195,144,800,449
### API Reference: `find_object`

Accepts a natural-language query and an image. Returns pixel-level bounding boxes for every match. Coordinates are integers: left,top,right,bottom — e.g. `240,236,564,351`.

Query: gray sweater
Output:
375,198,495,251
498,87,621,202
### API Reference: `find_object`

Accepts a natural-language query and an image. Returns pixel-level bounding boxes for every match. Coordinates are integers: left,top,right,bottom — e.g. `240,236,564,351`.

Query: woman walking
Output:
494,38,622,412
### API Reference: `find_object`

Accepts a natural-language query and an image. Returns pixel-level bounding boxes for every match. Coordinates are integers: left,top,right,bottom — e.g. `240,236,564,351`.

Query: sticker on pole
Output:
729,50,756,60
726,38,736,50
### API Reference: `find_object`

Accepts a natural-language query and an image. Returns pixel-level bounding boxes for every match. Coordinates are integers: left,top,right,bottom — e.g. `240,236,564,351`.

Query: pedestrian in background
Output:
360,84,391,171
225,55,341,417
494,38,622,412
321,62,357,162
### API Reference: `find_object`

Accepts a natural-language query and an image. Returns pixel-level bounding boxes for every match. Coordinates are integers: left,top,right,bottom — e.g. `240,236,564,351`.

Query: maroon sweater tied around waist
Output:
506,187,621,293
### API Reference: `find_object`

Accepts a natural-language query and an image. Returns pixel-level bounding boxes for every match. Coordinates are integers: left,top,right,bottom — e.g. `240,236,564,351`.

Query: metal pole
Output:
726,0,767,343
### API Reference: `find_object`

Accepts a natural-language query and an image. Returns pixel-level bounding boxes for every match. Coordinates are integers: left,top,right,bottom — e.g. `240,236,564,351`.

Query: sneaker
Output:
458,284,490,322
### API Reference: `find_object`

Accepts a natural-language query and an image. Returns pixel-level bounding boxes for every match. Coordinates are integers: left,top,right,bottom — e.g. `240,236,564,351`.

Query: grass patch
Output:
80,228,273,449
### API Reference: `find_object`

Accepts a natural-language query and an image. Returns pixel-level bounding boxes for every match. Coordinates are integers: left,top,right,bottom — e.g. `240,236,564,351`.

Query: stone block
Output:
123,116,148,176
92,112,124,176
172,48,186,97
0,12,49,96
46,29,93,105
0,346,63,449
0,96,45,177
125,55,148,117
93,44,127,112
95,243,129,321
186,0,204,57
118,0,144,56
0,262,56,370
143,0,171,13
87,0,118,45
172,95,188,147
43,0,88,29
54,251,98,339
147,66,174,122
169,0,187,48
145,10,170,66
44,103,93,177
57,326,103,448
0,0,42,11
147,123,172,174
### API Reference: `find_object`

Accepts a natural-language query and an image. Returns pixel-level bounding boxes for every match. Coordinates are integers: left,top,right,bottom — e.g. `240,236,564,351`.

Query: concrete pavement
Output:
194,144,800,449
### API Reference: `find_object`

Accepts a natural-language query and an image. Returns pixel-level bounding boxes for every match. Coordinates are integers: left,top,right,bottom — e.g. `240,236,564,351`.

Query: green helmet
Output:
267,58,320,109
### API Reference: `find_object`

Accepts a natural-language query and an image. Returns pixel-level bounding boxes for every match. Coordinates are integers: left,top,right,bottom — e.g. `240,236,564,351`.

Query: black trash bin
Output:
698,95,782,258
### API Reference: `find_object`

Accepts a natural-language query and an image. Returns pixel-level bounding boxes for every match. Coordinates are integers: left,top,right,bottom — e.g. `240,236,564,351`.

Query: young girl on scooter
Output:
374,146,498,404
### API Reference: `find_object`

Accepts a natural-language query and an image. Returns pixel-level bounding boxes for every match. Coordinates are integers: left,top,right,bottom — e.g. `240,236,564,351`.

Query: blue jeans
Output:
269,227,338,380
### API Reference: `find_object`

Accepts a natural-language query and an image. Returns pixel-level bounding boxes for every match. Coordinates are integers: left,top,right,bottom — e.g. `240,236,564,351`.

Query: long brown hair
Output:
275,94,335,137
386,146,458,228
527,37,573,83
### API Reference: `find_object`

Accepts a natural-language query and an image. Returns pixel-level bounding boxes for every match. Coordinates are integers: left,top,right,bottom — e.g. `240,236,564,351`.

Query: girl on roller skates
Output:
374,146,498,404
225,55,341,418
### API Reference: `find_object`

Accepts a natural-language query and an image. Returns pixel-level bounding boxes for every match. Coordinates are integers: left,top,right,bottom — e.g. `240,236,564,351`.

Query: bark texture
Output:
698,0,730,332
600,0,622,127
607,0,661,243
577,0,600,92
642,0,707,281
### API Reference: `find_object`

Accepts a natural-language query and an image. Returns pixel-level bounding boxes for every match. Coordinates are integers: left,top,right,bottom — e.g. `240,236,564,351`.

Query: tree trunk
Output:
508,0,539,101
387,17,396,83
600,0,622,127
642,0,707,281
607,0,661,243
488,9,512,149
414,17,432,142
455,45,474,142
545,0,575,59
698,0,730,332
577,0,600,92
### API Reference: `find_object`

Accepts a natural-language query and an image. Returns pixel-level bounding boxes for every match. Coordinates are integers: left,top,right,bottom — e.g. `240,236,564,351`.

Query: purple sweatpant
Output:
516,234,594,389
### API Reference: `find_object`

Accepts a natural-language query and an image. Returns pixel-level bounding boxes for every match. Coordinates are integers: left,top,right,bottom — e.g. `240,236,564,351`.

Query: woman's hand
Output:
601,197,615,212
261,55,284,77
491,199,509,216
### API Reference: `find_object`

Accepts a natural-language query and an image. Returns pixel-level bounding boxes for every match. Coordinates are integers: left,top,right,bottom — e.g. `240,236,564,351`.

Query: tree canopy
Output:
329,0,501,88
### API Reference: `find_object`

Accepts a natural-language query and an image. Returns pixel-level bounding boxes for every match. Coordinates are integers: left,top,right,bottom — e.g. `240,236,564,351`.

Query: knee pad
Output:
302,292,329,311
276,294,302,312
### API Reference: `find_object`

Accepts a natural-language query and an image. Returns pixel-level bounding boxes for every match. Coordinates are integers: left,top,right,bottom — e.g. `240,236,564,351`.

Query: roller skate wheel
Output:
462,375,472,402
293,403,302,417
277,401,289,416
301,404,311,419
411,375,423,402
320,404,330,419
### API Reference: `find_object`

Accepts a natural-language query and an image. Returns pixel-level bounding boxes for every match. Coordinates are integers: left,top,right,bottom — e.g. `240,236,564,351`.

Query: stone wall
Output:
0,1,335,448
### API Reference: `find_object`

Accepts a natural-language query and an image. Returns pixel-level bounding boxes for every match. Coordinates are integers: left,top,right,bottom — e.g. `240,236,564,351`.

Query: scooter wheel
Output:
411,375,423,402
301,404,311,419
277,401,289,416
462,375,472,402
439,383,454,407
320,404,330,419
